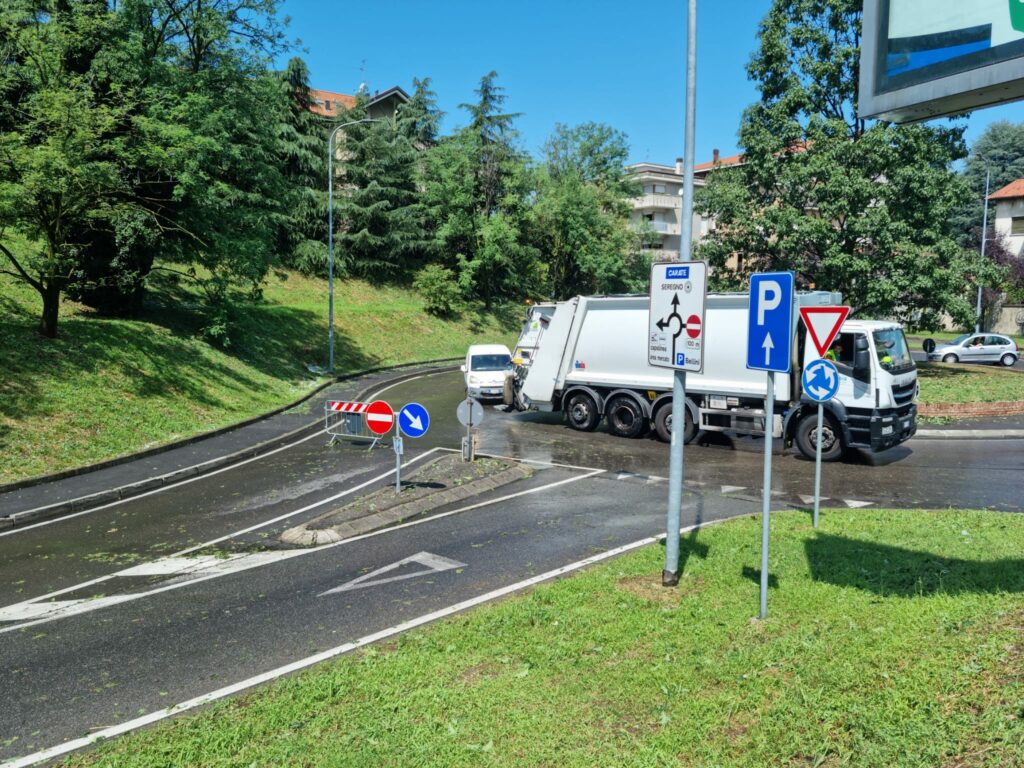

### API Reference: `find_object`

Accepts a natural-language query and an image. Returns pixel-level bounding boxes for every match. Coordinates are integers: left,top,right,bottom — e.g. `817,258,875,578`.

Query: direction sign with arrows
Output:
399,402,430,438
800,306,850,358
648,260,708,372
802,359,840,402
746,272,795,373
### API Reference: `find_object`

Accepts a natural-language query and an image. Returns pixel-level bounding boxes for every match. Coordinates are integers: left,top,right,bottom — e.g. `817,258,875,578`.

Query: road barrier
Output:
324,401,378,446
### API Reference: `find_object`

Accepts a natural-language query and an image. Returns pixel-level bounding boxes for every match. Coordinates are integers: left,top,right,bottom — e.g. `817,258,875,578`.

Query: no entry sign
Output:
364,400,395,435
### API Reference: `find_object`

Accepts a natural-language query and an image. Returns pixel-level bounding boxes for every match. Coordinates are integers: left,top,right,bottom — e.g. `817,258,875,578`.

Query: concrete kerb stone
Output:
0,360,460,529
280,461,534,547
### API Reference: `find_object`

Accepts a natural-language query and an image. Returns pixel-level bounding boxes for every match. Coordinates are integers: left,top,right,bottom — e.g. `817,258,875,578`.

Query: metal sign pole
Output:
663,0,698,587
760,371,775,620
813,403,823,527
394,435,403,494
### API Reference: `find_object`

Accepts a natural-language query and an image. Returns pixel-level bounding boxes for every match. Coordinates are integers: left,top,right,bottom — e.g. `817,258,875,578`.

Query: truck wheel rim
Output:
813,426,837,450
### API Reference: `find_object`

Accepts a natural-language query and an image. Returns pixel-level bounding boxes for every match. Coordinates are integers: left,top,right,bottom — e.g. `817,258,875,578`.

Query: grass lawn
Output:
62,509,1024,768
0,264,517,485
916,361,1024,405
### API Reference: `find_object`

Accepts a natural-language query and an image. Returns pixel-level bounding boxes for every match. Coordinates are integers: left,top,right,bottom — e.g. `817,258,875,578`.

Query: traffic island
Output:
280,453,533,546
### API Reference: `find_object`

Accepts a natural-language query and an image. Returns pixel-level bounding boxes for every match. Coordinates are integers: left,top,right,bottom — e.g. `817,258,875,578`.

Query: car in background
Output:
462,344,513,401
924,333,1019,367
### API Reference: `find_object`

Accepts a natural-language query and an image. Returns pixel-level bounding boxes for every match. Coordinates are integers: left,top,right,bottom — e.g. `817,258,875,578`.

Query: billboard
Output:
860,0,1024,122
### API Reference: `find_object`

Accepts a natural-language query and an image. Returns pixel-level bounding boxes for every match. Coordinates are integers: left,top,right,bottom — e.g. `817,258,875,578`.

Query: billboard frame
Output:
860,0,1024,123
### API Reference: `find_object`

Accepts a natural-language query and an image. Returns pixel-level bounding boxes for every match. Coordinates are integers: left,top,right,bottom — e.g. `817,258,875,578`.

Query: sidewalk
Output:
0,361,456,528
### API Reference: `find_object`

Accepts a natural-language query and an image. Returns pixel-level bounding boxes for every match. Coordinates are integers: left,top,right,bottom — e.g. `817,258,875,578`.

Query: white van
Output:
462,344,513,401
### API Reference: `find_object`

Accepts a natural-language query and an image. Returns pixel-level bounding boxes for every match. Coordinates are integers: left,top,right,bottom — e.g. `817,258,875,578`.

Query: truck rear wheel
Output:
565,392,600,432
653,402,697,444
795,412,843,462
605,395,648,438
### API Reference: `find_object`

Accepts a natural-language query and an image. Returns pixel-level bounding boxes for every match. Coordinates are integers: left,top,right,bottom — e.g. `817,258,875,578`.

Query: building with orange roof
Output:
309,85,409,120
990,179,1024,257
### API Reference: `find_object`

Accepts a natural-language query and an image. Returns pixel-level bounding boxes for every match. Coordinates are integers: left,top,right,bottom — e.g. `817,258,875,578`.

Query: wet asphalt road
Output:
2,369,1022,763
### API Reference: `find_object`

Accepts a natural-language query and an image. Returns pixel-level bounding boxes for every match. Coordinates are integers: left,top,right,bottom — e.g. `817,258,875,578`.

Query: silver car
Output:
924,333,1019,366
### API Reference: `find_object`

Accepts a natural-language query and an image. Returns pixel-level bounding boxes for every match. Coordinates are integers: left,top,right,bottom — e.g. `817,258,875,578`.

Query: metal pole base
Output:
662,569,680,587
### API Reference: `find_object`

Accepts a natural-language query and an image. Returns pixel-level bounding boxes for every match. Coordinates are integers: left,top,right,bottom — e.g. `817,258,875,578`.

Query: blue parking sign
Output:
747,272,795,373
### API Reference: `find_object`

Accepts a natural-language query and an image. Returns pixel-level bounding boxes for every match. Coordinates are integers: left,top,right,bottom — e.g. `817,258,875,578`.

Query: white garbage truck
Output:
506,293,918,460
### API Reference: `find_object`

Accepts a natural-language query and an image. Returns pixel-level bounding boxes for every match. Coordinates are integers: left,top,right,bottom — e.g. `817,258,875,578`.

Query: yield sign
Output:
364,400,395,435
800,306,850,358
317,552,466,596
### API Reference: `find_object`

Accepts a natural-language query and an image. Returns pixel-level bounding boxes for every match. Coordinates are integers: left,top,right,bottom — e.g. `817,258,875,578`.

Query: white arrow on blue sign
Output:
399,402,430,438
801,359,840,402
747,272,795,373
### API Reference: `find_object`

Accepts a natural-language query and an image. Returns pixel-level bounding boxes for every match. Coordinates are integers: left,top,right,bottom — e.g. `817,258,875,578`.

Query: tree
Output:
334,96,428,282
697,0,994,328
533,123,646,297
275,57,329,276
0,0,134,336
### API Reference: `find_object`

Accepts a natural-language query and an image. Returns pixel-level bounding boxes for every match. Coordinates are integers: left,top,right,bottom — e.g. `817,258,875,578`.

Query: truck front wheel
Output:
605,395,648,438
565,392,600,432
794,411,844,462
653,402,697,444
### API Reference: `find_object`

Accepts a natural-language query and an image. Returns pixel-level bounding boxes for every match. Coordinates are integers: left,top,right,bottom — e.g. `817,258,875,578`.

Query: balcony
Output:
647,220,681,236
634,193,680,210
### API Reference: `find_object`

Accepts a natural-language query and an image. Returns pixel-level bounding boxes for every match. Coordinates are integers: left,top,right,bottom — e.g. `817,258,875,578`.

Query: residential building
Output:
310,85,410,120
627,159,708,261
989,178,1024,257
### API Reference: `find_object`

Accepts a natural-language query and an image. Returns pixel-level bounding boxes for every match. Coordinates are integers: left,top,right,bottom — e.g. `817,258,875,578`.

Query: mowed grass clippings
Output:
62,509,1024,767
0,267,516,484
916,362,1024,405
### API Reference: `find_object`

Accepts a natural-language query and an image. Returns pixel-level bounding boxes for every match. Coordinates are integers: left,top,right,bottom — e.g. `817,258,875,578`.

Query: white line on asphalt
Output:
0,515,731,768
439,448,605,473
0,460,602,634
0,370,451,538
0,449,443,623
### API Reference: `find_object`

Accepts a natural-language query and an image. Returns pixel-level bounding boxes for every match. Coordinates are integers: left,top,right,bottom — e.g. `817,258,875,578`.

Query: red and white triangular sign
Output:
800,306,850,358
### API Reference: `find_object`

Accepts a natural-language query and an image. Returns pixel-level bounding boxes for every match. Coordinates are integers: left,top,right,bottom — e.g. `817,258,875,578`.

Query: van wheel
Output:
653,402,697,444
565,392,600,432
942,353,958,364
1001,353,1018,367
795,412,843,461
605,395,648,439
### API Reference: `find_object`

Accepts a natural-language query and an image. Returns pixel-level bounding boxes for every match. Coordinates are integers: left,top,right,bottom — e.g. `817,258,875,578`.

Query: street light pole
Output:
327,117,382,372
975,169,991,334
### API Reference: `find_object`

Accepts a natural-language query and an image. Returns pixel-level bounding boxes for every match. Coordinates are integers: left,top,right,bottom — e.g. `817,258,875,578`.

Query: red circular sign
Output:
364,400,395,435
685,314,702,339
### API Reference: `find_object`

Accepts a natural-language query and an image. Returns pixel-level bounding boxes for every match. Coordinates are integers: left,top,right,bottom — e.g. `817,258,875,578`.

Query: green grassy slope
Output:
0,269,516,485
62,509,1024,768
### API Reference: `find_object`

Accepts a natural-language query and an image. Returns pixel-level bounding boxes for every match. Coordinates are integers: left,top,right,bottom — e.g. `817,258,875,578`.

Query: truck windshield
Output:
873,329,913,372
471,354,511,372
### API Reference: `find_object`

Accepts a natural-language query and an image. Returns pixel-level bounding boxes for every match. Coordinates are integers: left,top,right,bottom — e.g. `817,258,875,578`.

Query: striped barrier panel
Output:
324,401,377,445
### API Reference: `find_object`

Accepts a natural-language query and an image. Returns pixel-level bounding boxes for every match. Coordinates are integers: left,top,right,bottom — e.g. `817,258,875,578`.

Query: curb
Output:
1,360,459,530
915,428,1024,440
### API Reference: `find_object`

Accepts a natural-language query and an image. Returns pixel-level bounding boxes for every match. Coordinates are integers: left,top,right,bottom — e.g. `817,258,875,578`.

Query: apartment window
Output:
653,184,666,194
644,213,654,222
324,100,332,111
1012,217,1024,236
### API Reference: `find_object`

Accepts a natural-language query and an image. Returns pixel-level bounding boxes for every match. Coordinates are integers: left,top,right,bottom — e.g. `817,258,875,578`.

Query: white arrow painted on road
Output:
799,494,828,505
762,332,774,366
721,485,746,494
403,410,424,432
843,499,874,508
318,552,466,596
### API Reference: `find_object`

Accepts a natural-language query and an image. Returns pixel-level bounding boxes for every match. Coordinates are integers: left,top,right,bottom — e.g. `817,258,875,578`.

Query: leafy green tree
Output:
533,122,645,297
334,96,428,282
697,0,994,328
400,77,443,147
0,0,134,336
275,57,329,276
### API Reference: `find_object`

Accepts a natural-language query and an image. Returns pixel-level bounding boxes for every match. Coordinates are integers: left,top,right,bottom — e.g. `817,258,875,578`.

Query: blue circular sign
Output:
399,402,430,438
802,359,840,403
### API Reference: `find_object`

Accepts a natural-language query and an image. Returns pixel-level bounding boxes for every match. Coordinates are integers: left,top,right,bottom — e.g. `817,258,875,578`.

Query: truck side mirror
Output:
853,336,871,381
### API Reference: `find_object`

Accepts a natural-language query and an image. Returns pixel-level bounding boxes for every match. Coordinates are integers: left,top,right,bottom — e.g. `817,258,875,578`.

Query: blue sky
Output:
278,0,1024,166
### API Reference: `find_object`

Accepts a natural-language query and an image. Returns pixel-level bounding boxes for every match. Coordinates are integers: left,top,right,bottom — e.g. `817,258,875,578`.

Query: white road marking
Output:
0,369,453,538
0,463,602,634
0,516,734,768
799,494,826,505
318,551,466,596
843,499,874,508
720,485,746,494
